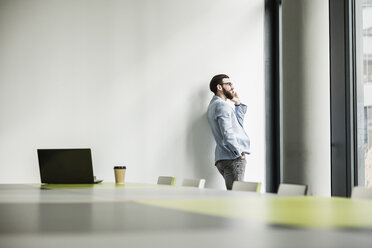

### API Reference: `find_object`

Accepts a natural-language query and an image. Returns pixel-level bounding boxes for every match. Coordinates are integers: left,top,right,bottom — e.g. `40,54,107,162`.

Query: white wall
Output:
0,0,265,189
282,0,331,196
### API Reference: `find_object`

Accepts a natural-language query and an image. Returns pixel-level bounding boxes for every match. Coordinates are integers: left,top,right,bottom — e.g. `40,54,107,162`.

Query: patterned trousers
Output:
215,157,246,190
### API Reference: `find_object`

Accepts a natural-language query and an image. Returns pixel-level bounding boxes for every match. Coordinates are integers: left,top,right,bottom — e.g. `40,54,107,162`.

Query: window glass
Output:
357,0,372,187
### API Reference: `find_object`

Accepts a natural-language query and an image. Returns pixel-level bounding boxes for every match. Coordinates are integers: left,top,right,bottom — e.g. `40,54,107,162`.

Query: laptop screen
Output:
37,148,95,184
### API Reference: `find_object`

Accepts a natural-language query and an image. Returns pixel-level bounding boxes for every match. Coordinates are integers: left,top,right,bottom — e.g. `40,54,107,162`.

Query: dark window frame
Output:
265,0,281,193
329,0,358,197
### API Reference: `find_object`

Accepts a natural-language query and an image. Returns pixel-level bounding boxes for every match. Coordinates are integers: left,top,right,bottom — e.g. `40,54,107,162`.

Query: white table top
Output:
1,183,372,248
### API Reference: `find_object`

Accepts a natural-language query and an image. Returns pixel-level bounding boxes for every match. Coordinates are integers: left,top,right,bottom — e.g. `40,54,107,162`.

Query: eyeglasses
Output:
220,82,233,87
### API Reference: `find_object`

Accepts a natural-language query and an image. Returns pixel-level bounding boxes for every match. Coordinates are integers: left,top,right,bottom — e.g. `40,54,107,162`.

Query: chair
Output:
351,186,372,199
182,178,206,188
232,181,261,192
157,176,175,185
277,183,308,196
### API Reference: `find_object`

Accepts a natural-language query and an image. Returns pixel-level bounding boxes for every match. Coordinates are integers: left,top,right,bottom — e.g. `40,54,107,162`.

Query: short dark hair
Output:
209,74,229,94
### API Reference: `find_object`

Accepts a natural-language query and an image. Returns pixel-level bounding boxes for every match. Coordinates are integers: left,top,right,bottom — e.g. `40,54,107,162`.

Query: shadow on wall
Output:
186,87,225,190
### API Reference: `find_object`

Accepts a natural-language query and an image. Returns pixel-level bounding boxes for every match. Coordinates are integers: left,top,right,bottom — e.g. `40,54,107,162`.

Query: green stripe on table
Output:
137,197,372,228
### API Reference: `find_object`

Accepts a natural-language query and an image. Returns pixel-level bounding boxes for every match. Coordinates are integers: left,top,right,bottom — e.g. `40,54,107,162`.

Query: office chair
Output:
181,178,206,188
351,186,372,200
157,176,175,185
277,183,308,196
232,181,261,192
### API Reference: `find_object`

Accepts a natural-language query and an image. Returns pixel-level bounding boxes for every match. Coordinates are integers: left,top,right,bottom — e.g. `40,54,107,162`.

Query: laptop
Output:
37,148,103,184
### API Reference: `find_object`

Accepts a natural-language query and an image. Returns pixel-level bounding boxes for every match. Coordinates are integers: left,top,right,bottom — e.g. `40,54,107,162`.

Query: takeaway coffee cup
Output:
114,166,126,184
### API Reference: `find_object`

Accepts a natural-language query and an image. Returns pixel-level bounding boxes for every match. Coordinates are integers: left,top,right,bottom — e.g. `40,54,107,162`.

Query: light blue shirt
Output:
207,95,250,162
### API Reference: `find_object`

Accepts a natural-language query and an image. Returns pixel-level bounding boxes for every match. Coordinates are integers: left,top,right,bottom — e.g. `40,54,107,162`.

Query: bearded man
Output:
207,74,250,190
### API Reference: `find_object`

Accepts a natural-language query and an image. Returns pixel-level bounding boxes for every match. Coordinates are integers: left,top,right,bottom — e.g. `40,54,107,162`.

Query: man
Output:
207,74,250,190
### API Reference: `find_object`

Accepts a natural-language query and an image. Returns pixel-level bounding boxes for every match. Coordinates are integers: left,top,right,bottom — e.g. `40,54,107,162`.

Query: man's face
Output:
221,78,234,100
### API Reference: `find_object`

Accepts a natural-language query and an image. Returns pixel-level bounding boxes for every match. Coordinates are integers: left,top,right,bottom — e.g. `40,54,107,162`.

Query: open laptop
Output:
37,148,103,184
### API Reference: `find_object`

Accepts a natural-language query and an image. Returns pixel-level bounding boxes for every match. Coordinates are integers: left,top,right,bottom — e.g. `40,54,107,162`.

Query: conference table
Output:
1,183,372,248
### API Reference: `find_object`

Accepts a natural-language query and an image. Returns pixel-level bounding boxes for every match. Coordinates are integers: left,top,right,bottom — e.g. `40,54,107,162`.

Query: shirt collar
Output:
213,95,225,102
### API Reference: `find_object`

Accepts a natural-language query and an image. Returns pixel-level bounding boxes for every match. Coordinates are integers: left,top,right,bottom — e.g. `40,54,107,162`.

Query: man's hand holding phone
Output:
232,92,241,105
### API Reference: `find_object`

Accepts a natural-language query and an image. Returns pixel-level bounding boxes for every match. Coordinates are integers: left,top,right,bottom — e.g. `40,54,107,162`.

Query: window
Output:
356,0,372,187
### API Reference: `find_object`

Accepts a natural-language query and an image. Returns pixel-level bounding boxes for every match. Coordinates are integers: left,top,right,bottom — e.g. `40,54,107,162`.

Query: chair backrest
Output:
182,178,206,188
351,186,372,199
232,181,261,192
157,176,175,185
277,183,308,196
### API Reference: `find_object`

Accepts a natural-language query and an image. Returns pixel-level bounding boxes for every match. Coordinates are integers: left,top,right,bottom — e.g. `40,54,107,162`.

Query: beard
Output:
223,88,234,100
